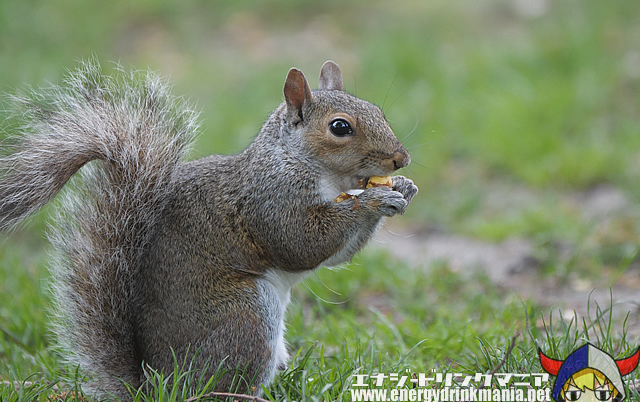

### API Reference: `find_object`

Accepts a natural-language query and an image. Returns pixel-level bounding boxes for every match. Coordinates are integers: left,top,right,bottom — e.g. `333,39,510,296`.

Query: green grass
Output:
1,0,640,400
1,243,638,400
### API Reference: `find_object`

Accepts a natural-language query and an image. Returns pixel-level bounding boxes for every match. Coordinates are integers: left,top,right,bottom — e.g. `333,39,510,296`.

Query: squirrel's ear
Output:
284,68,313,123
318,61,343,91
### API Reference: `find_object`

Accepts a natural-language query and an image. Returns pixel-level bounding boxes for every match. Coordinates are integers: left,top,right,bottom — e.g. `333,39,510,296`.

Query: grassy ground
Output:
1,0,640,400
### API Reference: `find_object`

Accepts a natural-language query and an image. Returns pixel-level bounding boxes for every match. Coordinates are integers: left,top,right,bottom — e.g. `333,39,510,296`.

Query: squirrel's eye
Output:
329,119,353,136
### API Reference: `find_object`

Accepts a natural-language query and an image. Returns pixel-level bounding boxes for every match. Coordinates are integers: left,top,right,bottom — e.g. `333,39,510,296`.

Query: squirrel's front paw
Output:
359,187,408,217
392,176,418,214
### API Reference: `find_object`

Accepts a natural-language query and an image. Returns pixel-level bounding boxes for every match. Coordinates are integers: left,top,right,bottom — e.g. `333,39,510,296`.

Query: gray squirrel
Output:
0,60,417,399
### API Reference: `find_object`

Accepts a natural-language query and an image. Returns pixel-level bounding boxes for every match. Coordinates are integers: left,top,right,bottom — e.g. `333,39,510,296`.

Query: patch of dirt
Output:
373,184,640,334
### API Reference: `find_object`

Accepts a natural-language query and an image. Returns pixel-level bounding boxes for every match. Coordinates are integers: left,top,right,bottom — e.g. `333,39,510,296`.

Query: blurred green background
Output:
3,0,639,274
2,0,638,189
1,0,640,397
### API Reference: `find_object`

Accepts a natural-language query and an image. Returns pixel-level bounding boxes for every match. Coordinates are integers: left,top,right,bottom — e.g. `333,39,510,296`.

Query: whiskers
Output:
377,76,433,175
381,71,398,114
397,118,432,173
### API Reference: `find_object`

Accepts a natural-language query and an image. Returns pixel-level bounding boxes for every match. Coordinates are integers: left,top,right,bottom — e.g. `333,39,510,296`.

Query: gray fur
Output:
0,60,417,399
1,60,197,398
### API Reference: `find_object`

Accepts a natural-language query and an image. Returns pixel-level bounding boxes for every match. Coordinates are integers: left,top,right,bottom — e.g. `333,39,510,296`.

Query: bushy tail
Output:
0,60,198,397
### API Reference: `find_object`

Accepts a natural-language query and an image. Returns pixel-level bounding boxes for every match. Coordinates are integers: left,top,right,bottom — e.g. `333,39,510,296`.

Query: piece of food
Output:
334,192,360,210
365,175,392,189
334,192,353,203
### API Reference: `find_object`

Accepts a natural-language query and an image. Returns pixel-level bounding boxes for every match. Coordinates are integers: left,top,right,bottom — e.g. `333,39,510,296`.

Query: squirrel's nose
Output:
392,148,411,171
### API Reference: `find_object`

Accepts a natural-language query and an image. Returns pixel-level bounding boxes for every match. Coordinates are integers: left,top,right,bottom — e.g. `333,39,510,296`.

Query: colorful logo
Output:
539,343,639,401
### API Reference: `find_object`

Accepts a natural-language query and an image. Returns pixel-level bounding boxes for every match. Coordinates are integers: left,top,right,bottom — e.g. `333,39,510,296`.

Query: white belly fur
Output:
257,270,309,378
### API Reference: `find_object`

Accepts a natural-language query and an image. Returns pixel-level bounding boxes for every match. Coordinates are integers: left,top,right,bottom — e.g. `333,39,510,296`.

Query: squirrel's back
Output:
0,60,197,397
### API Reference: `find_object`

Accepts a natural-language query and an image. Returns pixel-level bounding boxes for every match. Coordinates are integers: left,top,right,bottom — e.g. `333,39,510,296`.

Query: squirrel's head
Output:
281,61,410,180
